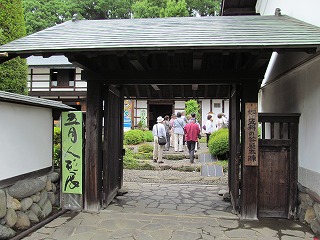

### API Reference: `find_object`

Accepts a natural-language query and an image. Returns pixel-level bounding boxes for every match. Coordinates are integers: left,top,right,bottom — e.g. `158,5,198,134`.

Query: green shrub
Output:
208,128,229,158
0,0,28,94
138,143,153,153
123,148,139,169
53,127,61,168
124,129,145,145
144,130,154,142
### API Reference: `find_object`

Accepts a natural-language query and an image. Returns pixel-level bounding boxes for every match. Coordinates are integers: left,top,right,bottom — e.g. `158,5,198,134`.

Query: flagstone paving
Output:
23,182,315,240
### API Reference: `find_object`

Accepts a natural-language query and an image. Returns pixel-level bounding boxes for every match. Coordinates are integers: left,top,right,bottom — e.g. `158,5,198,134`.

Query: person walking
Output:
190,113,201,151
205,114,214,147
173,112,186,152
169,113,176,148
216,113,228,130
163,115,171,151
152,116,166,163
184,118,200,163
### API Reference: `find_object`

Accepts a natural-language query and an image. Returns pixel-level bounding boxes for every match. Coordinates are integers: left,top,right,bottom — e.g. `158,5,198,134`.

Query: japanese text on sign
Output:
62,112,83,194
244,103,258,166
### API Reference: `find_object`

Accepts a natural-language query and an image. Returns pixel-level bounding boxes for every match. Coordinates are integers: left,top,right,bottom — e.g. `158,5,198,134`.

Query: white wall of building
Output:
256,0,320,27
0,102,53,181
257,0,320,195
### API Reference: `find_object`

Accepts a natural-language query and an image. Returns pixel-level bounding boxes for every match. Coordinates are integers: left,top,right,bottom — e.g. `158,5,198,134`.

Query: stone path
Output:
23,182,315,240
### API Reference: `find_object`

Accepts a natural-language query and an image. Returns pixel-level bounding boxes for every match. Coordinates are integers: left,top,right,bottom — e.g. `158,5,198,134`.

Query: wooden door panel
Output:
103,87,122,206
258,145,289,218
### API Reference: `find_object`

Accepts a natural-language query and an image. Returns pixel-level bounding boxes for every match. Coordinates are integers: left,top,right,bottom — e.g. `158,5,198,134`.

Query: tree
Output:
69,0,134,20
160,0,189,17
186,0,220,16
132,0,161,18
132,0,189,18
23,0,74,35
0,0,28,94
185,99,201,120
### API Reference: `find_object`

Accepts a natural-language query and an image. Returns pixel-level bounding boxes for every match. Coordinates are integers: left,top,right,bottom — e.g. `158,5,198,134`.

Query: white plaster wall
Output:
174,101,185,112
256,0,320,27
257,0,320,195
0,102,53,181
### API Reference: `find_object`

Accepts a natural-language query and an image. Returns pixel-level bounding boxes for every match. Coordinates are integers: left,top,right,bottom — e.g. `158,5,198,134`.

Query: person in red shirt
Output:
184,118,200,163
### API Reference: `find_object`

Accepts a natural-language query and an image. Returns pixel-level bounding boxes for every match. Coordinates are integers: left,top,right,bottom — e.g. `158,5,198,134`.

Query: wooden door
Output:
103,86,124,206
229,85,241,213
258,139,290,218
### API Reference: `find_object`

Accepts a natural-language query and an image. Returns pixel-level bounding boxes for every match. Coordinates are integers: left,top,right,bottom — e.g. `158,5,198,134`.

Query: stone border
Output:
297,183,320,235
0,172,60,239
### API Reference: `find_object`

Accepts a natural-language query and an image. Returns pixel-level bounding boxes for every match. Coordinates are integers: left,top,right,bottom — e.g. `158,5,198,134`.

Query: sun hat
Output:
157,116,164,123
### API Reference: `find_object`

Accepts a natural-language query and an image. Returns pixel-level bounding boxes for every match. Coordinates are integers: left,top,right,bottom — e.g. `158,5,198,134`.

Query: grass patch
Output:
198,136,206,143
174,165,201,172
133,152,152,160
163,154,185,160
138,143,153,153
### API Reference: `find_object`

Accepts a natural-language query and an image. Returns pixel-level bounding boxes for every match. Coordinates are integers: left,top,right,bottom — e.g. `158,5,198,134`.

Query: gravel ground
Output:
123,168,228,185
124,141,229,186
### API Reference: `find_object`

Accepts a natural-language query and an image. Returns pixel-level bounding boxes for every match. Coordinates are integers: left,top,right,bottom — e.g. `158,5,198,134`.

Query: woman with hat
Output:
152,116,166,163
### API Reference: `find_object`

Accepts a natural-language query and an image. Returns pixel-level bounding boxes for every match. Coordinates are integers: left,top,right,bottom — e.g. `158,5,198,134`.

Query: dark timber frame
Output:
1,15,319,218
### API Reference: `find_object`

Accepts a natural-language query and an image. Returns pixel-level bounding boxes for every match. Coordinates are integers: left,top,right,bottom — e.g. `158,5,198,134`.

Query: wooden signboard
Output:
62,111,83,194
244,103,258,166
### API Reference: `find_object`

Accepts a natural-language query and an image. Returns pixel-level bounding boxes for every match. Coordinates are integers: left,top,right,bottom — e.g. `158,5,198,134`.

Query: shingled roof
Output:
0,91,75,110
1,15,320,56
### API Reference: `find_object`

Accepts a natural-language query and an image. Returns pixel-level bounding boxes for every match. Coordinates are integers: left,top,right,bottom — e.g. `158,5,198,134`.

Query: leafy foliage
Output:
143,130,154,142
0,0,28,94
208,128,229,158
132,0,164,18
132,0,188,18
160,0,188,17
53,127,61,168
123,147,155,169
186,0,220,16
138,143,153,153
124,129,145,145
185,99,201,121
22,0,221,35
23,0,74,35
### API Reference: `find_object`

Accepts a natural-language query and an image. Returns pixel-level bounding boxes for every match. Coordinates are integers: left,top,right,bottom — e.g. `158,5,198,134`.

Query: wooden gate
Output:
258,114,300,218
103,86,124,206
229,85,241,213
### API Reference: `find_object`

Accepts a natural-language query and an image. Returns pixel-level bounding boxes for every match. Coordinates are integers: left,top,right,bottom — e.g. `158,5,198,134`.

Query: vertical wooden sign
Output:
62,111,83,194
244,103,258,166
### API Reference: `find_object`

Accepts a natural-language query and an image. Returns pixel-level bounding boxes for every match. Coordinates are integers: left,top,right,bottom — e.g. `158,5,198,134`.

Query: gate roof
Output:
1,15,320,54
1,15,320,99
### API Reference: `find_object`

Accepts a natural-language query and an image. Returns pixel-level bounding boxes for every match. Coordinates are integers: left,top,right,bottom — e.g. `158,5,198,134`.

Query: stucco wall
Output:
0,102,53,181
256,0,320,27
258,0,320,195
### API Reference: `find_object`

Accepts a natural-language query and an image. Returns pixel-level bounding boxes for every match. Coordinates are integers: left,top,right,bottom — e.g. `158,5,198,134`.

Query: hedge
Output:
208,128,229,158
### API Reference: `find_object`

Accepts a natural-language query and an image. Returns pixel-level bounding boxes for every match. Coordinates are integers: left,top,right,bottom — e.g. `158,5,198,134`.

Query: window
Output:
50,69,75,87
214,103,221,108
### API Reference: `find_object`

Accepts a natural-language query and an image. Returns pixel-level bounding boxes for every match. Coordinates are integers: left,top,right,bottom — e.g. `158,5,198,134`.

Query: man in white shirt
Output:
152,116,166,163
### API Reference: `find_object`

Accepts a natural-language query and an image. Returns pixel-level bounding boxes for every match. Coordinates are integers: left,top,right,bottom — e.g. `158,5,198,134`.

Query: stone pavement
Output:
23,182,316,240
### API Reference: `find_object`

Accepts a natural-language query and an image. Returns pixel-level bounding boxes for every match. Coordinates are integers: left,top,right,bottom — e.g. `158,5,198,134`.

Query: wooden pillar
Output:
118,87,124,188
229,84,240,212
241,80,260,220
84,80,103,212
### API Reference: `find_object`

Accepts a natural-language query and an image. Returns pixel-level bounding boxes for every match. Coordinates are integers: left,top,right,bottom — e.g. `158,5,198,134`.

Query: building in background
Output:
27,56,87,112
27,56,229,130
